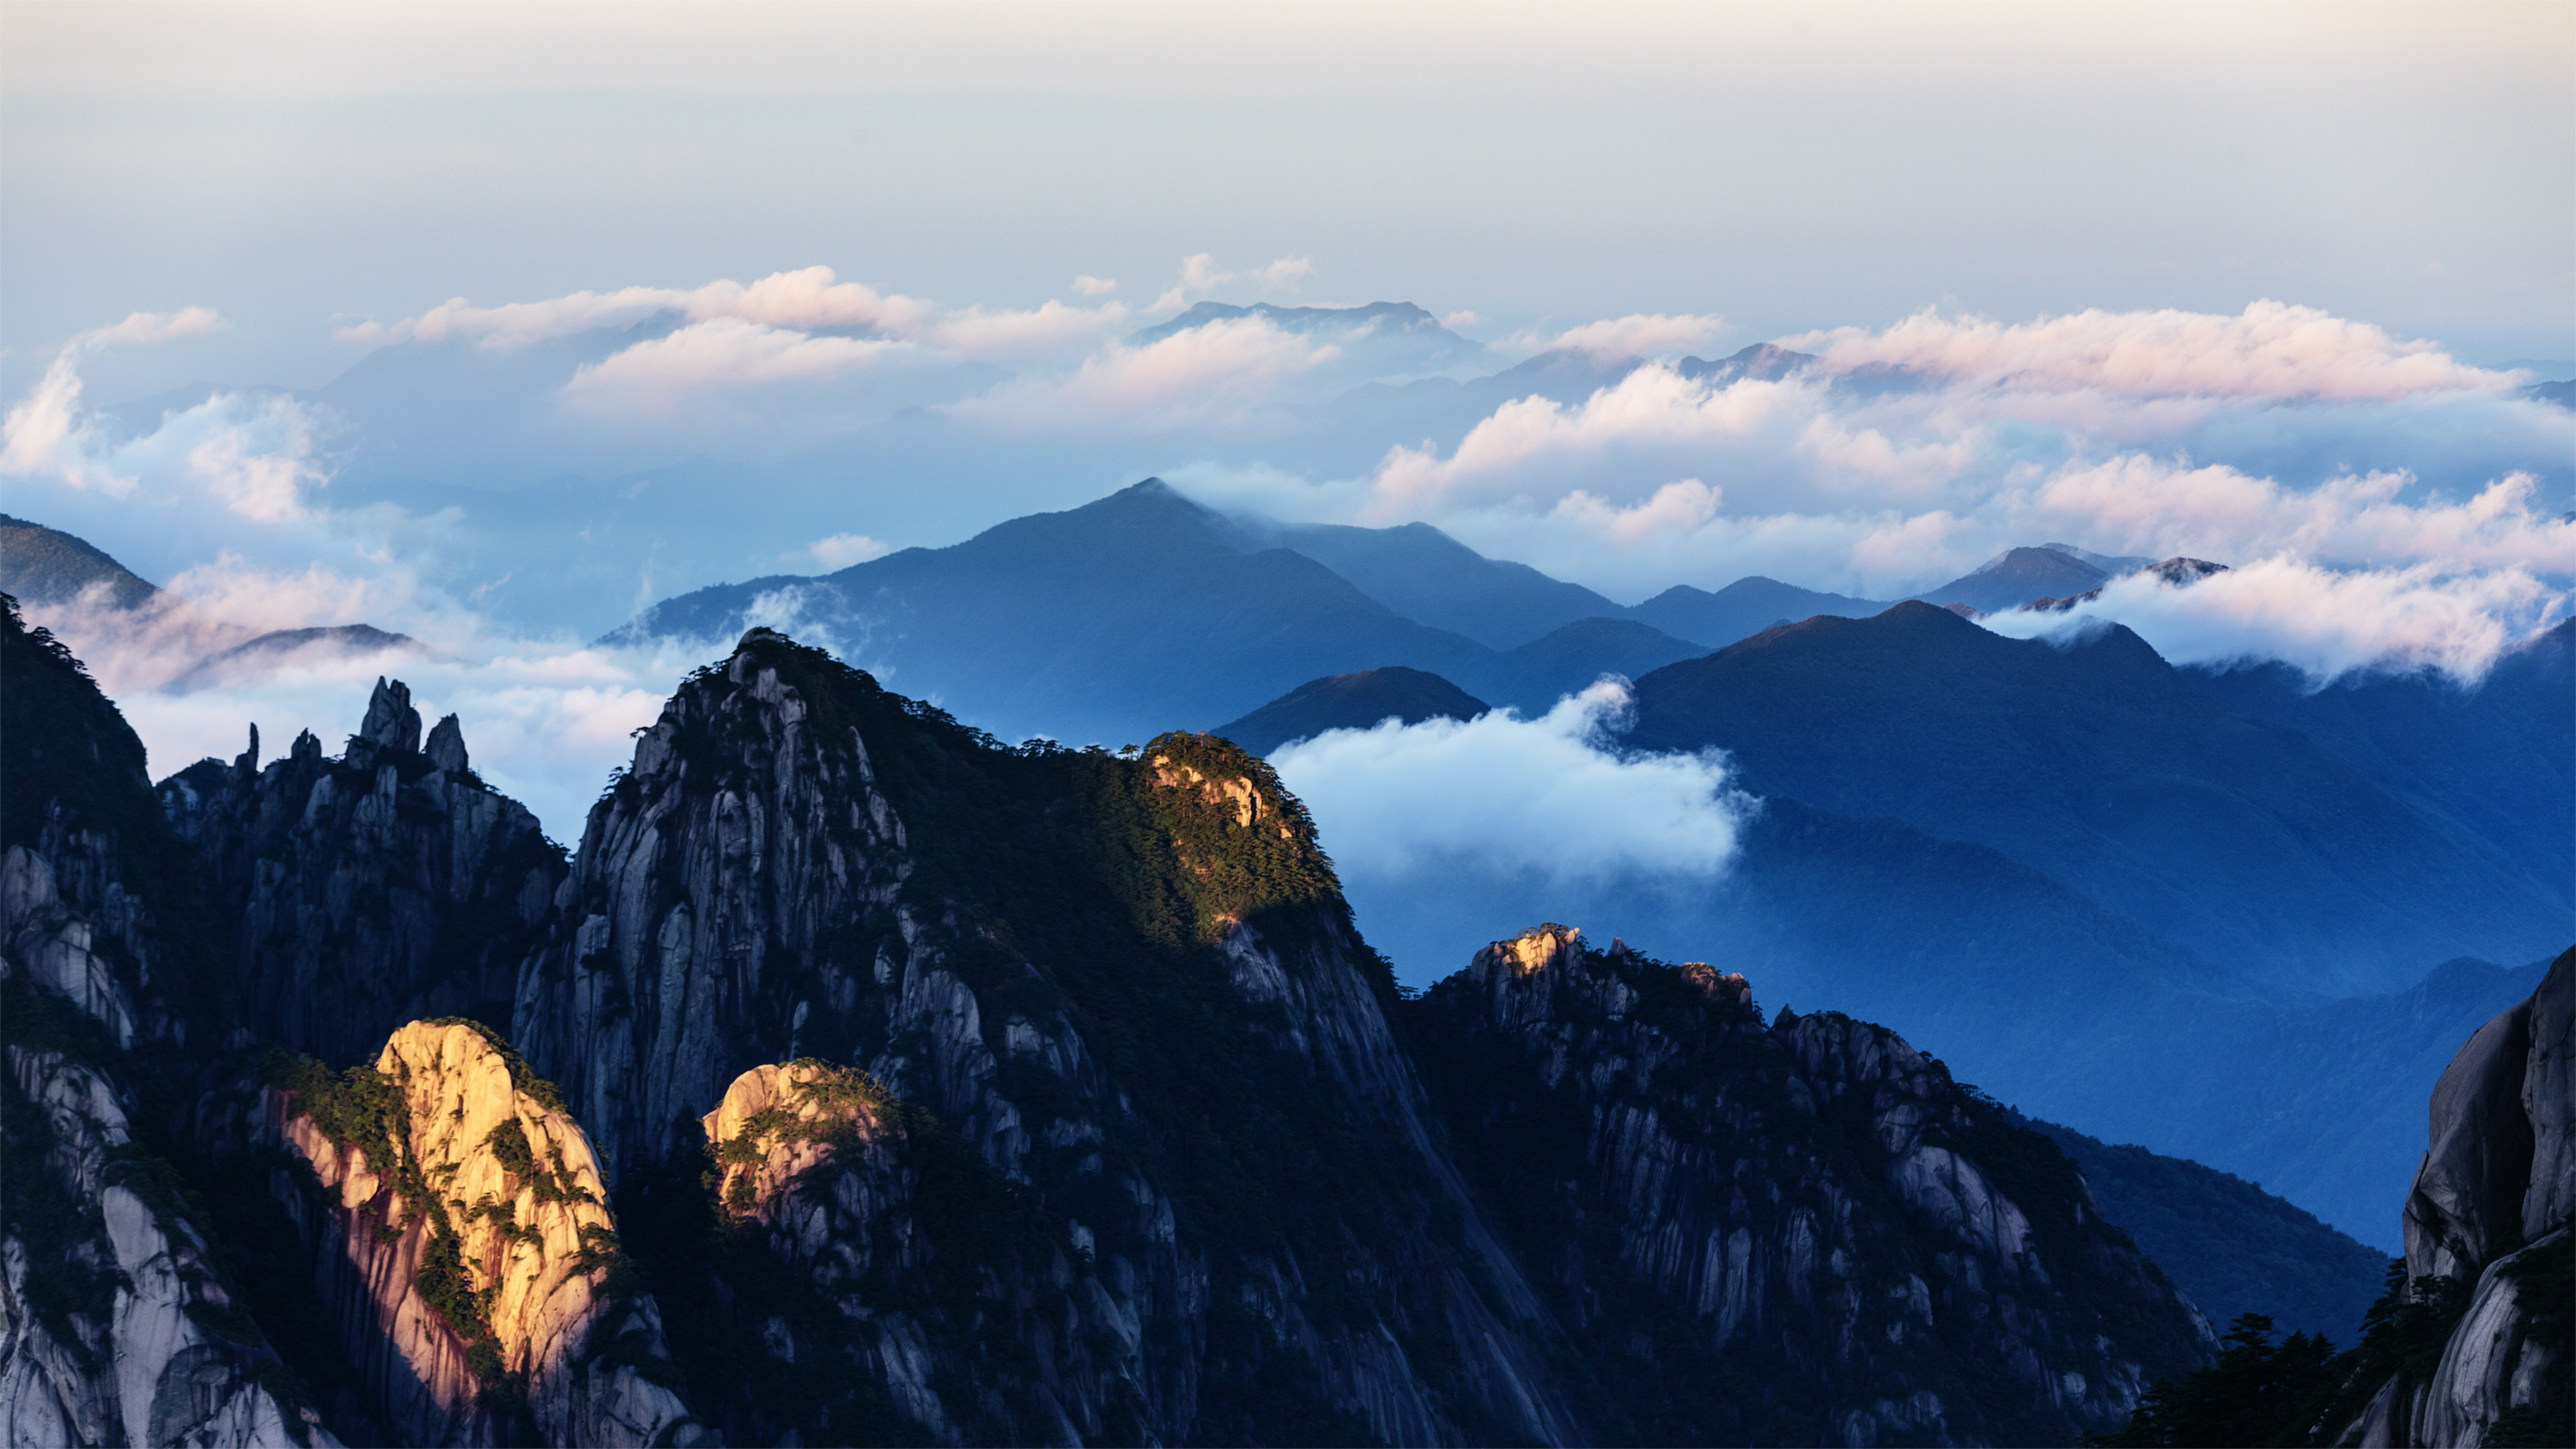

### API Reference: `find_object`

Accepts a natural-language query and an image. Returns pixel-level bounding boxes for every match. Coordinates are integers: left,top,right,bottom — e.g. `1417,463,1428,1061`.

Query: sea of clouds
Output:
4,262,2569,884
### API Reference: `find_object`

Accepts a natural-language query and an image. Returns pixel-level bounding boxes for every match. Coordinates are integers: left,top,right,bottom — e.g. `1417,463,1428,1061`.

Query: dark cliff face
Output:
516,627,1588,1446
0,597,325,1445
13,613,2259,1447
157,678,568,1067
1406,926,2212,1446
2342,949,2573,1447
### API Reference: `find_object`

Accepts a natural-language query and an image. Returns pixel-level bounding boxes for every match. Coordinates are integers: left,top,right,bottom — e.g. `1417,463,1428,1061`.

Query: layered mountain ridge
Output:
1,601,2343,1446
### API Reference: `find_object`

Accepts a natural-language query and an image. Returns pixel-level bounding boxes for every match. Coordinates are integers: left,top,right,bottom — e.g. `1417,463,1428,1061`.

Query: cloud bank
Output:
1784,300,2512,403
1269,680,1748,885
1980,557,2566,684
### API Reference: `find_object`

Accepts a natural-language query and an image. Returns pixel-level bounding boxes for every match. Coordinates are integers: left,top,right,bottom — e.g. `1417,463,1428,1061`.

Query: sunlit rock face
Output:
2350,948,2572,1448
515,627,1589,1446
257,1019,704,1448
158,680,566,1068
1408,925,2213,1446
0,597,336,1447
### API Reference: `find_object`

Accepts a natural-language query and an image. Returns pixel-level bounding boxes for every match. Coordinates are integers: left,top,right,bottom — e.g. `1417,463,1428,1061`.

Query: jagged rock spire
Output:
358,676,422,755
425,712,468,774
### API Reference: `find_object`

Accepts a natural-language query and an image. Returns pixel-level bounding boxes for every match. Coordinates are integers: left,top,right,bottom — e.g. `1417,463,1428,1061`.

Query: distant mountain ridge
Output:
1130,300,1467,346
612,479,1759,743
0,512,161,610
2,513,424,694
1214,666,1490,755
1624,600,2568,995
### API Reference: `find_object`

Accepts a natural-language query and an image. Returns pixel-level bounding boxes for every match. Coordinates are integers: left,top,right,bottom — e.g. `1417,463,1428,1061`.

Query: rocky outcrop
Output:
2352,947,2573,1447
2,1042,339,1448
1409,925,2213,1446
158,678,567,1066
690,1062,959,1441
257,1019,705,1447
517,629,1588,1446
0,593,335,1446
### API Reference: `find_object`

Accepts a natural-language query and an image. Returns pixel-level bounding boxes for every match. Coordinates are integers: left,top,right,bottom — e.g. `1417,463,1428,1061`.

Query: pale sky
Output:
6,1,2570,406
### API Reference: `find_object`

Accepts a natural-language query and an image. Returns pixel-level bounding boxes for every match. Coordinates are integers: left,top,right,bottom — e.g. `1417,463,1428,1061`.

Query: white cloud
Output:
0,356,128,494
1270,679,1747,884
180,397,331,522
1072,275,1119,297
1256,256,1313,293
21,561,703,840
2027,457,2576,573
73,306,228,351
1366,363,1798,517
806,532,890,568
338,265,1124,370
1143,251,1308,312
1538,312,1731,363
3,308,236,495
1783,300,2510,403
918,299,1129,363
1442,310,1482,330
564,318,905,409
1980,556,2567,684
1149,252,1233,313
3,346,330,519
941,314,1339,433
1793,415,1984,498
1552,478,1722,543
337,284,686,349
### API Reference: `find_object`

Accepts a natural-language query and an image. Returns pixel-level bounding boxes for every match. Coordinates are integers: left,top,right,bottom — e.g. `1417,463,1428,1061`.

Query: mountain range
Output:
15,479,2568,1246
8,600,2275,1446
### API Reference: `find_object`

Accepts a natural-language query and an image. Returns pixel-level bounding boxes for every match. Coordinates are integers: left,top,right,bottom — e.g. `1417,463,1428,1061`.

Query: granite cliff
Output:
2342,949,2572,1446
513,627,1588,1445
159,679,566,1066
217,1019,707,1446
1407,925,2211,1445
1,596,334,1446
5,609,2240,1446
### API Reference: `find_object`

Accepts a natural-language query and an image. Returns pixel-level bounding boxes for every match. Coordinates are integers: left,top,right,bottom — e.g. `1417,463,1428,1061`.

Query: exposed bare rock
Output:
425,714,471,777
2350,946,2573,1446
2524,957,2574,1244
1409,925,2212,1446
2403,997,2536,1283
518,629,1589,1446
157,684,566,1067
1,1039,339,1448
2,595,339,1446
262,1019,706,1447
356,676,424,761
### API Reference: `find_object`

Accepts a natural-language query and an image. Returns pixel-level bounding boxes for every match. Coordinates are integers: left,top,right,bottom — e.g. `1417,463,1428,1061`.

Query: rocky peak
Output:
426,713,470,775
355,676,422,761
158,687,563,1065
267,1020,703,1446
1411,926,2210,1445
701,1059,894,1216
1,596,335,1446
513,630,1589,1446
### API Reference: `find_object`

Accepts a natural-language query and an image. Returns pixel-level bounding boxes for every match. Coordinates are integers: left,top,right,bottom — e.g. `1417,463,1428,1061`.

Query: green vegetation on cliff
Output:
605,632,1472,1443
